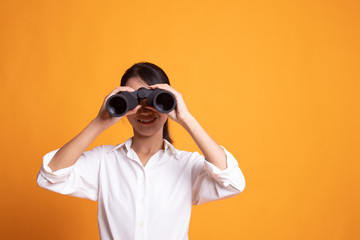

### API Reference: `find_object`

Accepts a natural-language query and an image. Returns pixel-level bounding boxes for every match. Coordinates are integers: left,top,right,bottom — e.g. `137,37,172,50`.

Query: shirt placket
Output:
134,168,147,240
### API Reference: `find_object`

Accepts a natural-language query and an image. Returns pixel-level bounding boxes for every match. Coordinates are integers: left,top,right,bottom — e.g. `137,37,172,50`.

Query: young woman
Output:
37,62,246,240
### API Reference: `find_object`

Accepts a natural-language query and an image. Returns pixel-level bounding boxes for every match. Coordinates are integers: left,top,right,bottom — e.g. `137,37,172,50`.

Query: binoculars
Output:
106,87,176,117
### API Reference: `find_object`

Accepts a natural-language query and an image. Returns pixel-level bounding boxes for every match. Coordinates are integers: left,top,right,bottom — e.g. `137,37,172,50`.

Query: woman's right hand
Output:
95,86,141,127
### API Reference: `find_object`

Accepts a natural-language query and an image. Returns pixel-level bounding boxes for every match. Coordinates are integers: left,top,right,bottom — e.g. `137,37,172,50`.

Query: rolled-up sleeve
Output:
191,147,246,205
36,146,103,201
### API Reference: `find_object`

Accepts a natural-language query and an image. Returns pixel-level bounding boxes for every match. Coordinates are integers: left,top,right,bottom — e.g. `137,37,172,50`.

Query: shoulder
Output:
101,140,130,155
170,146,204,164
165,139,204,159
102,144,120,152
83,144,125,159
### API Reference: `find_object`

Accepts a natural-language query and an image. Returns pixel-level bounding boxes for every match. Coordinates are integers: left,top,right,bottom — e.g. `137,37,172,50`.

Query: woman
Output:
37,62,246,240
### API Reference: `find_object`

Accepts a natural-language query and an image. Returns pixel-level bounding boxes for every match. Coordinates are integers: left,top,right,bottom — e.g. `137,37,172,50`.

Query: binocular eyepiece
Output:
106,87,176,117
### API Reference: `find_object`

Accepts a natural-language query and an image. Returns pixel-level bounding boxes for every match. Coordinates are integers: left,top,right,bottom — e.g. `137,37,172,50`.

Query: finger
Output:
149,84,171,90
126,105,141,116
111,86,135,94
150,84,179,96
105,86,136,101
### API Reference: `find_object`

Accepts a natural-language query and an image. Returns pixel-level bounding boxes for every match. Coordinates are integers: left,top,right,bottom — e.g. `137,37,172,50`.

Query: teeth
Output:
139,118,156,123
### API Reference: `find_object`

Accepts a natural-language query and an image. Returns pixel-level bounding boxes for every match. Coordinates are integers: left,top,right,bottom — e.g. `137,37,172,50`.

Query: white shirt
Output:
37,138,245,240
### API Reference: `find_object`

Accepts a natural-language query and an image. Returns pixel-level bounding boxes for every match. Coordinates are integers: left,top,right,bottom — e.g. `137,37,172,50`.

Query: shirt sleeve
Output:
191,146,246,205
36,145,104,201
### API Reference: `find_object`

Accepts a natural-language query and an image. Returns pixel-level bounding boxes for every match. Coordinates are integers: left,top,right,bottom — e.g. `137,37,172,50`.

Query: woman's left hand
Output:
149,84,192,125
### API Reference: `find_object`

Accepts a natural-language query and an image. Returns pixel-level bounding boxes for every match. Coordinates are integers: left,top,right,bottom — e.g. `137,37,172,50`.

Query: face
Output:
125,77,168,138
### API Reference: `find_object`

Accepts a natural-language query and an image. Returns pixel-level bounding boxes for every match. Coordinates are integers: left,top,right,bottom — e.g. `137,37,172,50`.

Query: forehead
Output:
125,77,149,90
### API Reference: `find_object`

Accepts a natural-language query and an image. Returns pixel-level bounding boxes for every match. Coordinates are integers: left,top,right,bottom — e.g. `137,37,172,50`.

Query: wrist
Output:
179,113,196,130
91,117,112,132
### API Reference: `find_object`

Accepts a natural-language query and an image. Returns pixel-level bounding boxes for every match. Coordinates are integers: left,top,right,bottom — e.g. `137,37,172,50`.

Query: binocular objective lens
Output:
155,92,175,112
108,97,127,116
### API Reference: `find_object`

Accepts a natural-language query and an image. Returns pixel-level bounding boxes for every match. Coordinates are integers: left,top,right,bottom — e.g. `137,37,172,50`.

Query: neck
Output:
131,131,164,155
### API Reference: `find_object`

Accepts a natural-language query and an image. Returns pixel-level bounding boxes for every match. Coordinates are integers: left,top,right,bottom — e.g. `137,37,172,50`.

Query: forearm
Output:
181,115,227,170
148,84,228,170
48,118,108,172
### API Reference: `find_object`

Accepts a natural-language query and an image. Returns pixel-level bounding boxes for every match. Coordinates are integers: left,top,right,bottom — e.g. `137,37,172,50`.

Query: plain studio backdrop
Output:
0,0,359,239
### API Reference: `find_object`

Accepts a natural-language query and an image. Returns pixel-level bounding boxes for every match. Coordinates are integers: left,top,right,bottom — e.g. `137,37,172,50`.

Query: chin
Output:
134,128,163,138
128,115,167,138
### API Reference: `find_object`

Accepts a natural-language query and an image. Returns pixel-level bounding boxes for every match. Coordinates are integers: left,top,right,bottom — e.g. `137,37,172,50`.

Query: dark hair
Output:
120,62,173,144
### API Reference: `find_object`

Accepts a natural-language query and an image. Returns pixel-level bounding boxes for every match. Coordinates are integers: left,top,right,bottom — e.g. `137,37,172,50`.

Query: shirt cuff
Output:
39,149,74,183
203,146,241,187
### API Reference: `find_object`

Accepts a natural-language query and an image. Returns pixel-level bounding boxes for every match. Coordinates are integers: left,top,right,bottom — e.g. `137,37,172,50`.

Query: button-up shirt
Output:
37,138,245,240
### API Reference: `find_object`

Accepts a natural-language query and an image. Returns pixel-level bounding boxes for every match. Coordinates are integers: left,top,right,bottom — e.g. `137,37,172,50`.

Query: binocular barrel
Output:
106,87,176,117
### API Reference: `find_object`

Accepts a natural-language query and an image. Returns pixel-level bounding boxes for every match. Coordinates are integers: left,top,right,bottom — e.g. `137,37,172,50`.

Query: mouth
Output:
137,117,157,125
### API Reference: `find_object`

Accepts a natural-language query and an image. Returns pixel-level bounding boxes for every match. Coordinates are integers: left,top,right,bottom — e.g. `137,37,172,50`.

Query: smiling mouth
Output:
137,117,157,124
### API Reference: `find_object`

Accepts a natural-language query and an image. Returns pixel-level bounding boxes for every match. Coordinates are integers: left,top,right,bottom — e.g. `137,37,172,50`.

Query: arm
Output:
150,84,245,204
149,84,226,170
48,118,107,172
180,115,227,170
48,86,140,172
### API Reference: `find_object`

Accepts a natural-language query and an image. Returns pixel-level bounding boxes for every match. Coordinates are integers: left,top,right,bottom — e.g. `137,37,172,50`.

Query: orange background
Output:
1,0,359,239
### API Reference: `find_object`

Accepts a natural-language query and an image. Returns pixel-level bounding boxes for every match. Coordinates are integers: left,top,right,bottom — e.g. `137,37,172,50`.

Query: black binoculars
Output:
106,87,176,117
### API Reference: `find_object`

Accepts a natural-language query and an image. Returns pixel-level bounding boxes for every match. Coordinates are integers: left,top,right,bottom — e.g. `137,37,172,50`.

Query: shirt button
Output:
140,197,144,203
139,222,143,227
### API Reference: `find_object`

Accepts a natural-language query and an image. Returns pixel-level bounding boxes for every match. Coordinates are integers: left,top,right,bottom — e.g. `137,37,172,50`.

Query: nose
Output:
137,99,155,114
139,98,148,107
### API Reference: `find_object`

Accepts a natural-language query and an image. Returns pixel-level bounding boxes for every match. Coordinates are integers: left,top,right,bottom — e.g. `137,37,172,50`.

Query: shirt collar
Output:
107,138,132,154
107,138,180,160
163,139,179,159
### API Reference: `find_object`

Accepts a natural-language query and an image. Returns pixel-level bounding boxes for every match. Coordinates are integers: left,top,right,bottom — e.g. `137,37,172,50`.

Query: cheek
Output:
158,114,168,125
126,116,136,126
